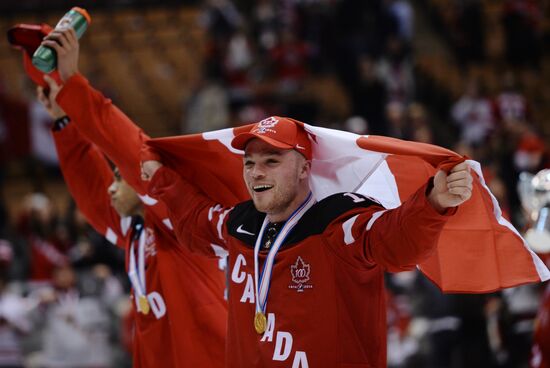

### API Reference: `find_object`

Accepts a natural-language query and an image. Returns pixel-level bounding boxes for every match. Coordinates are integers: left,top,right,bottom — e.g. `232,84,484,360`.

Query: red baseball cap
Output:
231,116,312,160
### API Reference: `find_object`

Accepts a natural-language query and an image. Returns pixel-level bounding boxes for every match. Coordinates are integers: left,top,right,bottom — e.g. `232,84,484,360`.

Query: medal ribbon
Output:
254,192,316,317
128,221,147,309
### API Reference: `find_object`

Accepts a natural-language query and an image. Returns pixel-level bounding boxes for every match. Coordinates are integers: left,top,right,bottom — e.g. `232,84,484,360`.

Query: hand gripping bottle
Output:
32,7,91,73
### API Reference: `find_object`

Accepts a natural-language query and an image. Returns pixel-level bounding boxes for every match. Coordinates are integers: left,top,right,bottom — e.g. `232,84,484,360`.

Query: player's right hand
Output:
428,161,473,213
40,26,79,82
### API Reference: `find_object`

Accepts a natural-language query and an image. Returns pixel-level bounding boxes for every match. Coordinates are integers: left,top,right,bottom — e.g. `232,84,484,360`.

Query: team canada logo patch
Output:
288,256,313,292
255,116,279,134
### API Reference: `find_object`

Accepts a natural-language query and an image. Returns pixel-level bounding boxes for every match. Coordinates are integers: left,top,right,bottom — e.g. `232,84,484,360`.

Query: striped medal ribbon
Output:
128,222,150,315
253,192,316,334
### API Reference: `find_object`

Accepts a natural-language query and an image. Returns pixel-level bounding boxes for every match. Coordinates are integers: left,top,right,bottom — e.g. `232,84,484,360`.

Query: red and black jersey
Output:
52,77,227,368
149,166,454,367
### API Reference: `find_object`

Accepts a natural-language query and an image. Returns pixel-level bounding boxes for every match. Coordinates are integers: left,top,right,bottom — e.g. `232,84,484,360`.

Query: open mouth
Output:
253,185,273,193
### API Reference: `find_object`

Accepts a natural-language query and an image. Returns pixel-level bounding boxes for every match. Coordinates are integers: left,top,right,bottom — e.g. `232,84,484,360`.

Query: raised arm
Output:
41,26,149,194
38,78,128,247
325,163,473,272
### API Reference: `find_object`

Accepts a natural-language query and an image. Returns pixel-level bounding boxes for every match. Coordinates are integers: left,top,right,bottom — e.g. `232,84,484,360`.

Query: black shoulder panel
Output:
286,192,379,245
226,200,266,247
226,193,379,249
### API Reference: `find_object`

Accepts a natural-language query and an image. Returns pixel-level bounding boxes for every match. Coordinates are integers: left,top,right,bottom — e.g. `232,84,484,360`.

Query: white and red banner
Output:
145,122,550,293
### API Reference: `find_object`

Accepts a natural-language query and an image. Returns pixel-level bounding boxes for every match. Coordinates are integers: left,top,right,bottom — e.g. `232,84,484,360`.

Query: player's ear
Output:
298,157,311,180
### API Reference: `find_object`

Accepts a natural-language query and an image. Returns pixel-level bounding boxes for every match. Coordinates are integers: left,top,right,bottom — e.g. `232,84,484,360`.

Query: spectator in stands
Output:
64,201,125,274
502,0,543,69
251,0,280,52
502,131,548,229
183,74,230,133
385,0,414,43
483,167,511,220
269,29,311,94
513,132,548,175
0,198,27,283
344,116,369,135
500,283,541,367
18,81,61,191
493,71,531,128
351,55,389,136
28,99,58,175
385,101,410,140
16,193,70,287
32,264,112,368
0,82,30,189
0,243,33,368
385,272,421,367
451,77,494,147
81,264,126,311
377,36,415,104
326,0,396,106
453,0,486,67
222,27,256,104
408,102,434,144
200,0,243,42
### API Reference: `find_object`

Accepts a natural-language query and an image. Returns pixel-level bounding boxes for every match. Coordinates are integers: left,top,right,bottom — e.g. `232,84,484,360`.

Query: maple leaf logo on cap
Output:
255,117,279,134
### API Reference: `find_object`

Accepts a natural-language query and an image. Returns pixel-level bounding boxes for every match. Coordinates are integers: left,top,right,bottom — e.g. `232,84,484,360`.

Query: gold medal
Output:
138,295,150,315
254,312,267,334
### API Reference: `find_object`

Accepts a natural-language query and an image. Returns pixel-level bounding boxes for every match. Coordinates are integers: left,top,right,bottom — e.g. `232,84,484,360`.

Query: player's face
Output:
243,139,310,222
108,169,142,217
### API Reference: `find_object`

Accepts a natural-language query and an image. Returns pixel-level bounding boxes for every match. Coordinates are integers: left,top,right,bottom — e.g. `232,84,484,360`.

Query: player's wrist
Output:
52,115,71,131
427,188,447,214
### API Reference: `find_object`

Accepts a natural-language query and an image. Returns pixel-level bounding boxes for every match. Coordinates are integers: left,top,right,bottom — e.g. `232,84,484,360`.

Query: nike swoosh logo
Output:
295,144,305,150
236,225,255,236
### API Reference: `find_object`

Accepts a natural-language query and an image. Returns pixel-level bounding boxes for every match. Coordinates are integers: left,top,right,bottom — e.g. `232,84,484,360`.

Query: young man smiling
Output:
141,116,473,367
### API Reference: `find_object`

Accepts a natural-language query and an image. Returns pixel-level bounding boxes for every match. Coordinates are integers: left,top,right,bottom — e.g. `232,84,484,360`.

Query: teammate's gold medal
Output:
139,295,150,315
254,312,267,334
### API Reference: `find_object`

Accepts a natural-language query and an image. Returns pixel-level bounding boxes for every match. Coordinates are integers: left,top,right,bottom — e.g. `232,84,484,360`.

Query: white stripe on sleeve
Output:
366,210,387,231
162,218,174,230
210,243,229,258
342,215,359,245
216,209,230,241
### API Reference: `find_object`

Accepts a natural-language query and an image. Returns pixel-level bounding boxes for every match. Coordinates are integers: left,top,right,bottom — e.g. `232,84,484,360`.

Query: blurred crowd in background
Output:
0,0,548,367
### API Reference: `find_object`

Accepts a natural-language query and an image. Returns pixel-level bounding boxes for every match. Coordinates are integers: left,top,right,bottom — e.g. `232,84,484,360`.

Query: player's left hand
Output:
37,75,65,119
428,161,473,213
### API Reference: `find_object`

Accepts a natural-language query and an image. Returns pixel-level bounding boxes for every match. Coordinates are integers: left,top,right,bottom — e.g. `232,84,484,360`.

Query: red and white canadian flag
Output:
145,119,550,293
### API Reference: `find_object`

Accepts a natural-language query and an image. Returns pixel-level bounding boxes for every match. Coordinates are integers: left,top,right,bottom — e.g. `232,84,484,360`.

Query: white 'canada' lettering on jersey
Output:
232,256,310,367
261,313,309,367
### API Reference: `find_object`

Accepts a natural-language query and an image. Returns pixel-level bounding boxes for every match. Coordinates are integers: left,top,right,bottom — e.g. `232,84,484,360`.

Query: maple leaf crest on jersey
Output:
289,256,312,292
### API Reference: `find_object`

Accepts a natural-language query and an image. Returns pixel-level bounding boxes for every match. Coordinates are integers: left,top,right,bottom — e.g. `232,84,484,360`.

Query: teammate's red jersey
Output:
148,166,455,367
52,75,227,367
